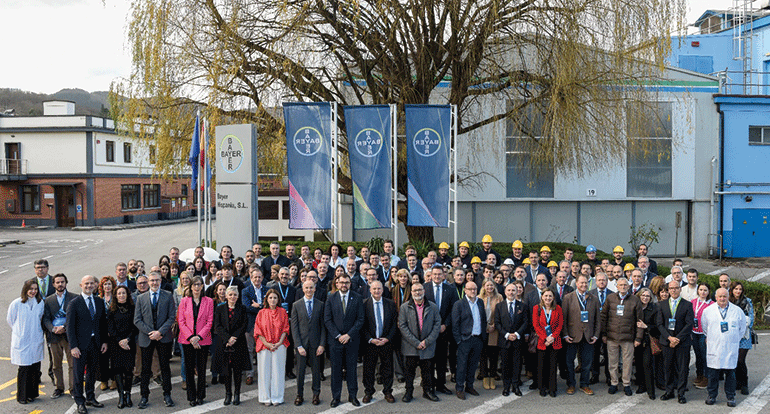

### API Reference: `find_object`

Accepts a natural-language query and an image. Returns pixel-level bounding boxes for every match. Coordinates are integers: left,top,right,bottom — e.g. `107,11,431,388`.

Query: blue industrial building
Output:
669,7,770,257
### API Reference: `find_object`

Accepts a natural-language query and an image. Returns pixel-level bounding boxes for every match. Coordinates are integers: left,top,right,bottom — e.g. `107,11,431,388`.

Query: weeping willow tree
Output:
111,0,686,242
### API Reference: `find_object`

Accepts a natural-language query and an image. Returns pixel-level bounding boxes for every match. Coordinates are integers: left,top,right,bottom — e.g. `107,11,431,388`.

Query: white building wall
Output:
0,131,88,174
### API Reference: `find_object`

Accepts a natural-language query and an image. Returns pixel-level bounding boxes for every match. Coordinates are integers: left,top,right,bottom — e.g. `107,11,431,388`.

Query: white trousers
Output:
257,345,286,404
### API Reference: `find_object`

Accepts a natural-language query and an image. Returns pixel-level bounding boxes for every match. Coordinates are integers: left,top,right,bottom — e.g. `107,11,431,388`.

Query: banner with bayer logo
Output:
284,102,333,229
405,105,451,227
344,105,392,229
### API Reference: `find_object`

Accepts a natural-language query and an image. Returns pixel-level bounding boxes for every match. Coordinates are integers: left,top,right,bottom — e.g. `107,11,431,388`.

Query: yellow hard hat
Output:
471,256,482,264
523,258,531,265
438,242,450,250
540,245,551,253
459,241,470,249
512,240,523,249
613,245,625,254
547,261,558,268
623,263,635,272
482,234,493,243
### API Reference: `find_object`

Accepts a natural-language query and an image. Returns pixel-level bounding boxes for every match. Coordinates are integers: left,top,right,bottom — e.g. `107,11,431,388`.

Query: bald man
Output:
451,282,487,399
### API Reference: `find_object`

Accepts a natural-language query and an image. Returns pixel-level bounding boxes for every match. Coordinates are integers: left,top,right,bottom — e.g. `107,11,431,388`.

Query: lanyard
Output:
670,298,679,315
719,306,728,320
545,309,552,325
278,283,288,301
695,299,710,315
456,286,464,300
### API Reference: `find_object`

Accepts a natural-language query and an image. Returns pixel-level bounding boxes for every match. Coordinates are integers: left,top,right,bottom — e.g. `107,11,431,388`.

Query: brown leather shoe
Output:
312,394,320,405
294,396,303,406
245,376,254,386
567,386,575,395
456,391,466,400
384,393,395,403
362,394,372,404
466,388,479,396
581,387,594,395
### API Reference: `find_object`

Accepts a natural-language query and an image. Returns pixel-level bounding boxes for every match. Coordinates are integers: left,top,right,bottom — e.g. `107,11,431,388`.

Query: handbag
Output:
649,336,661,355
528,306,541,353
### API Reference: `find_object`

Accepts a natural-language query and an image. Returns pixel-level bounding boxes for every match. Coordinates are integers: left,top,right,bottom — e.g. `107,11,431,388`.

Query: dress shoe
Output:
540,390,547,397
705,397,715,405
312,393,320,405
608,385,618,394
126,393,133,407
678,396,687,404
287,372,297,380
164,394,175,407
138,397,149,409
77,404,88,414
295,396,304,406
189,400,197,406
223,394,232,406
52,389,65,399
636,386,647,394
589,375,599,384
660,393,674,401
330,398,340,407
86,399,104,407
502,388,510,396
348,396,361,406
436,385,453,395
741,386,750,395
195,398,204,406
566,386,575,395
18,399,27,405
456,390,466,400
245,376,254,385
402,393,413,403
648,393,656,400
384,393,395,403
624,386,633,396
549,391,557,397
727,399,736,407
423,391,440,402
529,382,538,390
232,395,240,405
580,386,594,395
466,387,479,396
513,386,522,396
362,394,372,404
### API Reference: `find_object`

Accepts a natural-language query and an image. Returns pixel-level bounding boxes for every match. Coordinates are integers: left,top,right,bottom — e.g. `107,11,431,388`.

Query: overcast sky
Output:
0,0,732,95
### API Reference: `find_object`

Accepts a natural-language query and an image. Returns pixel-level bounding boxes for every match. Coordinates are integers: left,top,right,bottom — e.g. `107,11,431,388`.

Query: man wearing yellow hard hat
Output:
437,242,452,266
507,240,525,268
476,235,501,266
538,245,552,268
458,241,472,269
611,246,625,267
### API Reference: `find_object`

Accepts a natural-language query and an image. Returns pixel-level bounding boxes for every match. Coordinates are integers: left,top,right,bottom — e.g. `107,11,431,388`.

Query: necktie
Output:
559,285,563,298
307,299,313,319
88,296,95,318
435,285,441,309
375,301,383,338
599,290,605,307
342,294,347,314
152,292,158,307
40,277,46,295
509,301,514,319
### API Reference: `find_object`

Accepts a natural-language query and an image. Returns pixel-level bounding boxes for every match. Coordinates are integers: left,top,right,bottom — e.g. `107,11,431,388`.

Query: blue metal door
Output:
732,209,770,257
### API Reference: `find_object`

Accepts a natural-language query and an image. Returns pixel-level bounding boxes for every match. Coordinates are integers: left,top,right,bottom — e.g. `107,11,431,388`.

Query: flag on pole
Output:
202,118,213,187
188,113,200,190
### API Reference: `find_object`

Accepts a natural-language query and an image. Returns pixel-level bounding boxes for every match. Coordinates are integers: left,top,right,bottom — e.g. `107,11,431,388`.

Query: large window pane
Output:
21,185,40,212
627,102,672,197
143,184,160,208
505,99,554,198
121,184,140,210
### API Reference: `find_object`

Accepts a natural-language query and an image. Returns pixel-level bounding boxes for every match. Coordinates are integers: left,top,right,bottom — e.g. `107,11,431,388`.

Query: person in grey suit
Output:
452,281,488,399
42,273,75,399
134,271,176,409
398,283,442,403
290,280,327,406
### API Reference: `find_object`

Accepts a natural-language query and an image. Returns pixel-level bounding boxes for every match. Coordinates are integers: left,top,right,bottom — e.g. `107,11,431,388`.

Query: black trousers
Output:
662,343,690,397
405,356,433,394
17,362,41,403
448,335,458,376
500,342,522,390
456,336,483,392
296,347,322,398
591,340,610,382
537,347,558,394
736,348,749,388
286,333,295,376
433,331,450,386
72,337,100,405
222,366,242,396
480,344,499,377
634,343,655,396
329,340,359,400
363,342,393,395
182,344,209,402
140,341,172,397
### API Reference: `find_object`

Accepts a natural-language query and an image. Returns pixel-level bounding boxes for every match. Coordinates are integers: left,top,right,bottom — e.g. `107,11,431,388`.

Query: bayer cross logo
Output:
219,135,244,173
353,128,384,158
293,127,323,156
412,128,441,157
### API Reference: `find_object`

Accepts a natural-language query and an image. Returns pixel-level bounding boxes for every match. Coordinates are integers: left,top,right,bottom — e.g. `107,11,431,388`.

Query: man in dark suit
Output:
66,275,108,414
260,241,291,276
524,251,548,284
291,280,327,406
323,274,365,407
423,266,459,395
134,271,177,408
494,282,528,396
34,259,56,297
451,281,487,399
43,273,75,399
657,280,694,404
588,272,614,385
550,271,574,306
361,281,398,403
562,274,601,395
358,268,392,300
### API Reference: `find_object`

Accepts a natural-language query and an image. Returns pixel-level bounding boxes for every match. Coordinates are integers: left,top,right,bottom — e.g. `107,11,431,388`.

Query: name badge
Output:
668,318,676,331
281,302,289,313
581,311,589,323
693,319,699,330
616,304,624,316
545,325,552,336
721,322,729,333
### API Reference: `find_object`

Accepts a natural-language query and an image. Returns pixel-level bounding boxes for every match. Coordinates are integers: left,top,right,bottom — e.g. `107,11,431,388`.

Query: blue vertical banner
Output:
405,105,451,227
344,105,392,229
284,102,333,229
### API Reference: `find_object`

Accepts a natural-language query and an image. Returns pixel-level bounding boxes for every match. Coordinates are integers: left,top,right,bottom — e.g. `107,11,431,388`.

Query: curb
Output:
72,216,203,231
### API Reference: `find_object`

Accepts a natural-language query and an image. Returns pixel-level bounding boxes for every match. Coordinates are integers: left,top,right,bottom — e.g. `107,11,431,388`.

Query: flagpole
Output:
203,118,210,247
206,117,213,247
391,104,398,254
196,110,202,246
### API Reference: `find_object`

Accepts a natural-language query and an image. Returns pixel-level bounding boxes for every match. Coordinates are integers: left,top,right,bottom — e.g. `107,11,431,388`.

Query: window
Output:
626,102,672,197
749,126,770,145
123,143,132,163
181,184,188,196
505,100,554,198
282,200,291,220
258,200,279,219
143,184,160,208
192,187,198,205
121,184,140,210
149,145,156,164
105,140,115,162
20,185,40,212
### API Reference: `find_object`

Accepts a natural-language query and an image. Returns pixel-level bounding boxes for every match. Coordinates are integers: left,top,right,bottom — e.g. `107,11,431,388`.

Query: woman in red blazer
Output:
532,289,562,397
177,276,214,406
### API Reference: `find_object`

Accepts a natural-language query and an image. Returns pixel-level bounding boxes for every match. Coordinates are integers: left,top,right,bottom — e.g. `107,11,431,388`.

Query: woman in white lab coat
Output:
6,278,46,404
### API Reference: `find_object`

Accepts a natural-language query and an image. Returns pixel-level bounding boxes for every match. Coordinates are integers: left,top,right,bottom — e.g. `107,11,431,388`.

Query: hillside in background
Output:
0,88,110,117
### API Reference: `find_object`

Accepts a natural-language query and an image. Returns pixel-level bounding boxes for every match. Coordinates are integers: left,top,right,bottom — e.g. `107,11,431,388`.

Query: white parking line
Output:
708,267,729,276
62,250,72,254
79,245,89,249
748,270,770,282
733,371,770,414
30,249,47,254
0,270,8,275
65,376,184,414
42,255,54,259
594,395,642,414
18,261,31,267
457,383,534,414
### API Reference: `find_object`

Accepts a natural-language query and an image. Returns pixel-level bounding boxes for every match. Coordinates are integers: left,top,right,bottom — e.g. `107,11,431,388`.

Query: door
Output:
4,143,19,174
55,186,75,227
732,209,770,257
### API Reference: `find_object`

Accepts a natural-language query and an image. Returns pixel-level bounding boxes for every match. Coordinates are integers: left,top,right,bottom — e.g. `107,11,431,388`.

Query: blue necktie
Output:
152,292,158,308
509,301,514,319
435,285,441,309
375,301,383,338
87,296,95,318
307,299,313,319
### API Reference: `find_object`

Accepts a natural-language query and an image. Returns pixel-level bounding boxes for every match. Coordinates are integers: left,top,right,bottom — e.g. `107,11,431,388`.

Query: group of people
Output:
6,238,757,412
